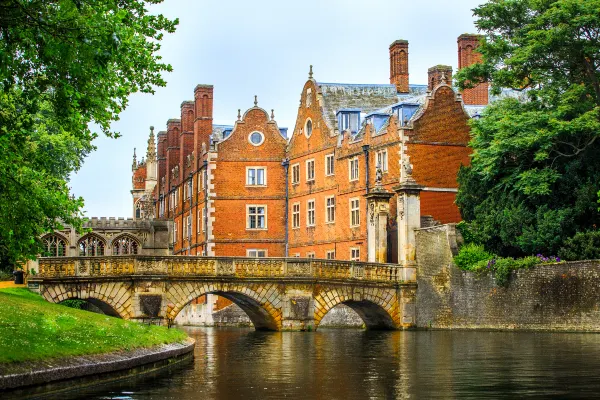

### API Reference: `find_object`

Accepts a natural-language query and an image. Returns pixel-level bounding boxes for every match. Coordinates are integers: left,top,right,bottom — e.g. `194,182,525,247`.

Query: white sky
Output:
70,0,483,218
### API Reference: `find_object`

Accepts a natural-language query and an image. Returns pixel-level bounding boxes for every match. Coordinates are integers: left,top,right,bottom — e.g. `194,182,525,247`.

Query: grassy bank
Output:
0,288,187,364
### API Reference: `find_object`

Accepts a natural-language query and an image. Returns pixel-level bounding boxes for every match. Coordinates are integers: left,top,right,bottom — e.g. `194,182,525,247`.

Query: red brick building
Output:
133,34,487,263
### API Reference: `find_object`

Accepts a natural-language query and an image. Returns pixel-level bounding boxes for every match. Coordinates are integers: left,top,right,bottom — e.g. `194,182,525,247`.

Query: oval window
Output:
305,119,313,138
249,131,264,146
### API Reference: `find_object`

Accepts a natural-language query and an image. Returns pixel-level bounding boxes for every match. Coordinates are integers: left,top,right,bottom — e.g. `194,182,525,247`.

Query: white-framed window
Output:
291,163,300,184
197,209,206,233
306,88,312,107
183,182,188,200
247,205,267,230
198,173,203,192
306,252,315,259
247,167,266,186
376,149,388,172
350,247,360,261
307,199,315,227
169,192,174,210
175,187,179,209
349,157,359,181
173,221,178,243
306,159,315,182
326,250,335,260
292,202,300,229
188,180,193,199
350,197,360,227
293,253,301,258
325,153,335,176
185,215,191,239
326,196,335,223
247,249,267,257
248,131,265,146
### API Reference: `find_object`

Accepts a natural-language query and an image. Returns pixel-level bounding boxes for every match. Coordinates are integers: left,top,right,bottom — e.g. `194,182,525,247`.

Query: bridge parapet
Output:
36,256,415,283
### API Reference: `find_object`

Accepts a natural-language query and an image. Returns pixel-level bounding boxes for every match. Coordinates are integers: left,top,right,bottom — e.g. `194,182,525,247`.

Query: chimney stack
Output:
427,65,452,91
389,40,409,93
457,34,489,105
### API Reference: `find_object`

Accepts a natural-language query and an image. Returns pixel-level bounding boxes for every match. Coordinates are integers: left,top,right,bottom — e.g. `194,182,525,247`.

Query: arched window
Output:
42,234,67,257
78,234,106,256
112,235,140,255
135,202,142,219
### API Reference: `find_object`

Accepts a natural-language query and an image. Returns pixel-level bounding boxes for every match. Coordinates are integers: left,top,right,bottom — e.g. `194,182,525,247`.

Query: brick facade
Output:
134,35,485,264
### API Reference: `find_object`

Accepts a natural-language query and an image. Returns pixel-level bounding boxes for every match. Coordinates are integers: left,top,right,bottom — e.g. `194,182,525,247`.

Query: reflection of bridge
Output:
30,256,417,331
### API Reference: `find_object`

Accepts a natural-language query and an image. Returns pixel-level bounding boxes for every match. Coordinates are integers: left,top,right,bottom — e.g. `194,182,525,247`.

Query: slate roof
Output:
316,82,428,133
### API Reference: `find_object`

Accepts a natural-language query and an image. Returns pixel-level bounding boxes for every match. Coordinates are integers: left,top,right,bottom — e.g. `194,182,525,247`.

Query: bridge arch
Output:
314,286,400,330
40,282,133,319
59,297,122,318
166,282,282,331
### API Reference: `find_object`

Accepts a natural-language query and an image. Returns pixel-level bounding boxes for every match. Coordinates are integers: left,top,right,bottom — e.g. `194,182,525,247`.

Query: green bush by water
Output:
0,288,187,364
453,244,559,286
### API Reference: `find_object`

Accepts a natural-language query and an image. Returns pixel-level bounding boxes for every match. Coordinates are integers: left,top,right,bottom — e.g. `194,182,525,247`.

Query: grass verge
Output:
0,288,187,364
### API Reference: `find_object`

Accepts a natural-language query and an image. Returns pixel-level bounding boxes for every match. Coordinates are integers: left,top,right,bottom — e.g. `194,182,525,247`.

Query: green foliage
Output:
559,231,600,261
0,288,186,364
453,243,493,270
456,221,478,244
60,299,87,310
0,1,178,266
455,0,600,257
454,245,558,286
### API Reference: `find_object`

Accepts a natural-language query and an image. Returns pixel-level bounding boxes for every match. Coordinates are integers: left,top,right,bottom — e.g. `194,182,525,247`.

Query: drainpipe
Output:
203,159,209,256
282,158,290,257
362,144,370,262
362,144,370,194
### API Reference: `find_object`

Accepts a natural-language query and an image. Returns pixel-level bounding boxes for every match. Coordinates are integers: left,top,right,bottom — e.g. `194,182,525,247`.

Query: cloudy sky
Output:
70,0,483,218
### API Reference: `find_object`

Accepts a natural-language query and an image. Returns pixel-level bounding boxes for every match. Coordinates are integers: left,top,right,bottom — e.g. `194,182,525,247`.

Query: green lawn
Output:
0,288,187,364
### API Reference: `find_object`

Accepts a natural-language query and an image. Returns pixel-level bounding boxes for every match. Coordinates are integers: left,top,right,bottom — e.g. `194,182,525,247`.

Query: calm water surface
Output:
49,327,600,399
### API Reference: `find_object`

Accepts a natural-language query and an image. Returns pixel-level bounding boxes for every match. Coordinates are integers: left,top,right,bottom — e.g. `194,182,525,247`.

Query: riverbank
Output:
0,288,192,390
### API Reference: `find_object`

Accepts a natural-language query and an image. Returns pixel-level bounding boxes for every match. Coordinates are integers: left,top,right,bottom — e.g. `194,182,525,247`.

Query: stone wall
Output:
415,224,600,331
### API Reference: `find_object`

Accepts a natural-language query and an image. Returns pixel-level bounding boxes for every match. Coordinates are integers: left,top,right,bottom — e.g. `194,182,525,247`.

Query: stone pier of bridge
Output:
30,256,417,331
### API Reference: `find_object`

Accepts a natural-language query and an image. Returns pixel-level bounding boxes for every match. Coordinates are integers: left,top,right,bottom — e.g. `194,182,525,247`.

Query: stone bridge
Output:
30,256,417,331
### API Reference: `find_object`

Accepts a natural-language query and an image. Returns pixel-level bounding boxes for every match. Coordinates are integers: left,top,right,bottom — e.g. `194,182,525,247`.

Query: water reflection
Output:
42,328,600,399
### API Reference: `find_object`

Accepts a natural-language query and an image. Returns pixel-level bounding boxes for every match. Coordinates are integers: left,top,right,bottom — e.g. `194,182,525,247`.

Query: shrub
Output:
558,231,600,261
61,299,88,310
453,243,494,270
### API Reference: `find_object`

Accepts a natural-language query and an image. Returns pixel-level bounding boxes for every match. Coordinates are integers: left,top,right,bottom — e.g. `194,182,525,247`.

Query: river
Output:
47,327,600,399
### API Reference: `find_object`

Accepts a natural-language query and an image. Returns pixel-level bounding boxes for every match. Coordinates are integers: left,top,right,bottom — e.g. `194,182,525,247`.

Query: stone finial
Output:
132,148,137,170
271,109,275,120
309,65,313,79
147,126,156,161
237,109,241,121
254,95,258,107
440,71,447,84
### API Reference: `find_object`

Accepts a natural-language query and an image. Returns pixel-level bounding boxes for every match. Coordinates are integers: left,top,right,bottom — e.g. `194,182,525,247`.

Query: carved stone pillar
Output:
393,161,422,267
364,189,394,263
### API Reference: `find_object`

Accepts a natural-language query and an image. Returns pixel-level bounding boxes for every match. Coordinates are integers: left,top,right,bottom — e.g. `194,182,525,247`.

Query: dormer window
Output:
365,113,389,133
392,103,420,127
336,109,360,134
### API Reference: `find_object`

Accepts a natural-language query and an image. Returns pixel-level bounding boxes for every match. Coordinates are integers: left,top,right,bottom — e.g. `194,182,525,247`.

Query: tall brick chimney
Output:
457,34,489,105
389,40,409,93
428,65,452,91
193,84,214,168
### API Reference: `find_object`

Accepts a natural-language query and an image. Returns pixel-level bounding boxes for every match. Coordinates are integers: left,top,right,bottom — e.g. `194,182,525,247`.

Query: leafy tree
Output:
455,0,600,256
0,1,177,268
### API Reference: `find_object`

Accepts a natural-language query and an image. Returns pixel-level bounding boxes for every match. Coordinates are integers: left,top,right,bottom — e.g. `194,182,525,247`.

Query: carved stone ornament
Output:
398,198,405,220
217,259,234,275
287,262,311,276
369,202,376,225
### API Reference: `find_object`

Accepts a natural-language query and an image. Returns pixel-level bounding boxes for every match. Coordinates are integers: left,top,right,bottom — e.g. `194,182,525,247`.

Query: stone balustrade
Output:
36,256,415,284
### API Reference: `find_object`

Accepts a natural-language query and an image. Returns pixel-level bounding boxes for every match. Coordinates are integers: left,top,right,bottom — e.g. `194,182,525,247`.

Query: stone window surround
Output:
325,153,335,176
246,249,268,257
305,158,315,182
349,156,359,182
246,204,267,230
325,195,335,224
246,166,267,186
306,198,315,227
292,202,300,229
349,197,360,227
